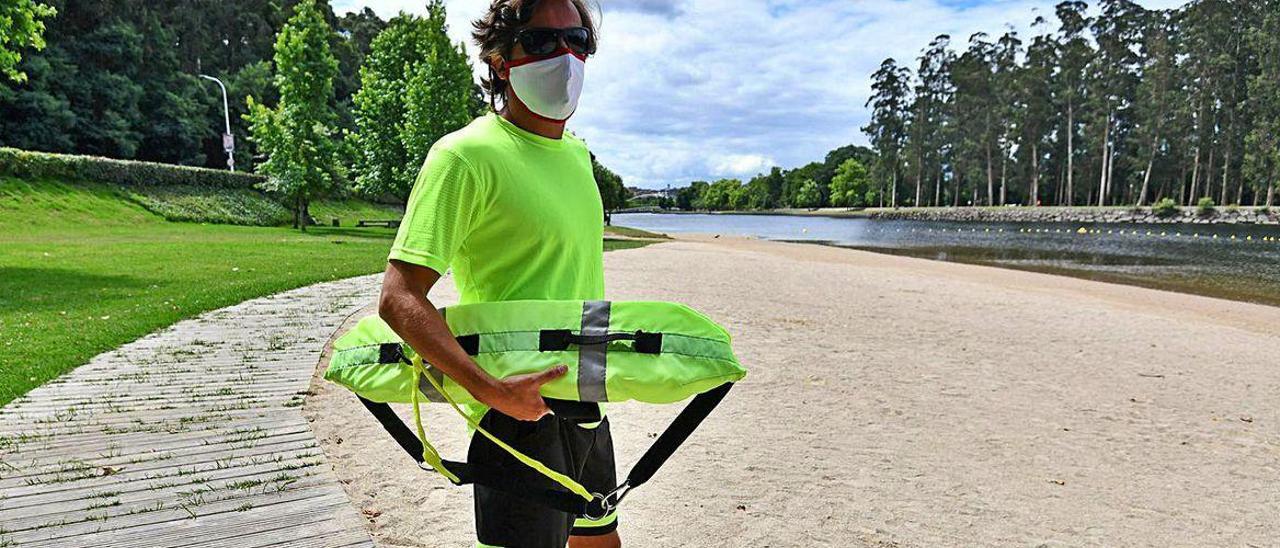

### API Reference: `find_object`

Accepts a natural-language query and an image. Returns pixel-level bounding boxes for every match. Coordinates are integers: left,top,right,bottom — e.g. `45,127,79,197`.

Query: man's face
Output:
505,0,583,66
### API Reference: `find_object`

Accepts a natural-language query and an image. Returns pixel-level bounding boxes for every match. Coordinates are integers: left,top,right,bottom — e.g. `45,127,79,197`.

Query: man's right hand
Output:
480,365,569,421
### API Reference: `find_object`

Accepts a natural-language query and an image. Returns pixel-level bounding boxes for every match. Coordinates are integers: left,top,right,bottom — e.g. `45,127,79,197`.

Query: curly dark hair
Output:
472,0,598,112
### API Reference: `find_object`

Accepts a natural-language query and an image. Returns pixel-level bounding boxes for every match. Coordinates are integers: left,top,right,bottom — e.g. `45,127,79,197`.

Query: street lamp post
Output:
199,74,236,172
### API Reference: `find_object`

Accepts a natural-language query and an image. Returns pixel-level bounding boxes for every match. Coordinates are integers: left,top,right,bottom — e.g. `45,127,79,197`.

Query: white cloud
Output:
334,0,1189,187
713,154,776,177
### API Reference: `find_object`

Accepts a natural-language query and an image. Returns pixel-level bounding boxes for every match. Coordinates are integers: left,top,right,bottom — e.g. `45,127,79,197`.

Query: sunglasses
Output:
515,26,595,57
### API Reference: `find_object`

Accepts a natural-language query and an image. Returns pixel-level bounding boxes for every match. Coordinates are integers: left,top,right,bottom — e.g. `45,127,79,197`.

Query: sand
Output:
304,234,1280,547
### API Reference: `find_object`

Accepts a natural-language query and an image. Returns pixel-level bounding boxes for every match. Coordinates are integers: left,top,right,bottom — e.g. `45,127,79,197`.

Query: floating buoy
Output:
1077,227,1088,235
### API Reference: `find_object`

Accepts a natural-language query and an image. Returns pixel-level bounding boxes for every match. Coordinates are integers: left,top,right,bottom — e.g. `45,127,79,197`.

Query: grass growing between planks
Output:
0,177,652,406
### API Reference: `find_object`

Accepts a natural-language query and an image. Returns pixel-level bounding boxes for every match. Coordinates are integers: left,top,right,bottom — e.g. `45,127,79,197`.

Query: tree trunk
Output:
1030,142,1040,206
954,173,962,207
300,198,310,233
1137,137,1157,207
1066,100,1075,206
1268,182,1275,208
999,152,1007,206
891,168,898,208
1098,110,1110,207
1205,148,1215,201
1220,148,1230,205
1188,147,1200,206
934,168,942,207
914,152,923,207
986,141,995,206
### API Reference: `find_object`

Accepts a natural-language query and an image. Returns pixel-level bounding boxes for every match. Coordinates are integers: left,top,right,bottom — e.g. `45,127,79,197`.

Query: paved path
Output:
0,274,383,548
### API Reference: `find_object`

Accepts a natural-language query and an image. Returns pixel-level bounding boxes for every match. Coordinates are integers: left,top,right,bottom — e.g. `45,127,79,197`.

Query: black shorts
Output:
470,410,619,548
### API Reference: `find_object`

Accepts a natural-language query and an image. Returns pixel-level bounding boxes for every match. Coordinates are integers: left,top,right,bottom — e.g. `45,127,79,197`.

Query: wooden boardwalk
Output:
0,275,383,548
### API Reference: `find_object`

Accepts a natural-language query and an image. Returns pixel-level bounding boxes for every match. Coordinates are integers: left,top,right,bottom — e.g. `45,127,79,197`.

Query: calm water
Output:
614,213,1280,307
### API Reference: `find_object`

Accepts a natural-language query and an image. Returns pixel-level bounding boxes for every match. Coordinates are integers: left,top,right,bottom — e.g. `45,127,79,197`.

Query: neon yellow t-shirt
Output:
390,113,604,303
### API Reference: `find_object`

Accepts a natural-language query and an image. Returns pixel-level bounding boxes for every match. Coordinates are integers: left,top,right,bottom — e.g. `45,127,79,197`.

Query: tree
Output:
245,0,343,230
350,2,474,200
1054,1,1093,206
0,0,56,83
906,35,953,207
864,58,910,208
795,179,821,209
992,29,1022,206
829,158,871,207
591,154,627,224
1244,0,1279,207
1016,18,1058,206
1133,9,1176,206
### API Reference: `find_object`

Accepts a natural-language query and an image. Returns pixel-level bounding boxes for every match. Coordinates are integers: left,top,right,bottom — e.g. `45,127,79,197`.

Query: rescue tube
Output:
324,300,746,405
323,299,744,519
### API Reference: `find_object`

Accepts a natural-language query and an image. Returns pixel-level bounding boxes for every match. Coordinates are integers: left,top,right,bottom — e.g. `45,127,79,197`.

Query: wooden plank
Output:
0,275,381,547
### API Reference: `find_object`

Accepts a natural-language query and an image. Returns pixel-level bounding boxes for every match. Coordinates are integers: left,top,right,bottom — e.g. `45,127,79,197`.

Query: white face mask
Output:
506,51,586,122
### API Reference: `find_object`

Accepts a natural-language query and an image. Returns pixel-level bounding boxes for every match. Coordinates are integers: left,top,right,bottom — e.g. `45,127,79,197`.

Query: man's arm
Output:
378,259,565,421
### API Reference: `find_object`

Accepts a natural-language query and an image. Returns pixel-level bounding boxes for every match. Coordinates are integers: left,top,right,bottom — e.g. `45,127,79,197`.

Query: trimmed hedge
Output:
0,147,266,189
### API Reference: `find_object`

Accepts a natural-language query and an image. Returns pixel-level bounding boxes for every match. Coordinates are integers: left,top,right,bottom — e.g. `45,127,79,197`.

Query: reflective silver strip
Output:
577,300,611,402
416,365,448,402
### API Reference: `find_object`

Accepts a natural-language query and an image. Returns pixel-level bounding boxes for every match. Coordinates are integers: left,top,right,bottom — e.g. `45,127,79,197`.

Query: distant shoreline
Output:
617,205,1278,225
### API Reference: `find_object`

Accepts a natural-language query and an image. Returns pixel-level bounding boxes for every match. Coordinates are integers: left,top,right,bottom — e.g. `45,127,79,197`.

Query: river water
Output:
613,212,1280,308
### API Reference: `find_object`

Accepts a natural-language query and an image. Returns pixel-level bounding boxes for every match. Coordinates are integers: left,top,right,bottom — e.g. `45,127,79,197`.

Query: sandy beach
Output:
305,234,1280,547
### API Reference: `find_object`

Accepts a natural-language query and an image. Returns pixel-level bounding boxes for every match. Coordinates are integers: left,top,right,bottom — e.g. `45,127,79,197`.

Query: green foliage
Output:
0,0,56,82
795,179,821,209
829,158,871,207
246,0,344,229
0,147,264,189
351,3,475,201
1151,197,1181,218
1196,197,1216,215
863,58,910,206
592,155,627,223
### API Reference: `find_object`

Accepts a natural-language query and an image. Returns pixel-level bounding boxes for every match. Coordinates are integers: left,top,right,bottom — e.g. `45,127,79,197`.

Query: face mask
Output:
506,50,586,122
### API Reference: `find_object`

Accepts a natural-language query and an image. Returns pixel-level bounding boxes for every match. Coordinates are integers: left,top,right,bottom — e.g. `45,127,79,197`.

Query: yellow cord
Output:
410,359,593,501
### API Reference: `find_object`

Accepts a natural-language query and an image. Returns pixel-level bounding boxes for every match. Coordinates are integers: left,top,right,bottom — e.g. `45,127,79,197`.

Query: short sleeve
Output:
388,147,486,275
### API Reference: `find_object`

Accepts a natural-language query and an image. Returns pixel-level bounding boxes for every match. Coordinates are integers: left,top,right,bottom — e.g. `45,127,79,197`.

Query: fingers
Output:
531,364,569,386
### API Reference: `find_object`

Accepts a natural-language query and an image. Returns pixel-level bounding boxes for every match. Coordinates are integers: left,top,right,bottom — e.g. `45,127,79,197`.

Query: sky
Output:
332,0,1187,188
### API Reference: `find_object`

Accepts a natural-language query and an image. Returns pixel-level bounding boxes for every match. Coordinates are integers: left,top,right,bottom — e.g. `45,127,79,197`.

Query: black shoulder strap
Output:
355,382,733,517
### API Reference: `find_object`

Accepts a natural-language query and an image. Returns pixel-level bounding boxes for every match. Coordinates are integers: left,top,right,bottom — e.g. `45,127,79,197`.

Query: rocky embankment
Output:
865,206,1278,225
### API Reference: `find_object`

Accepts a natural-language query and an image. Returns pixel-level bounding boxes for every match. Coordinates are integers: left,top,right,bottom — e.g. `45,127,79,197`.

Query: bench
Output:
356,219,401,228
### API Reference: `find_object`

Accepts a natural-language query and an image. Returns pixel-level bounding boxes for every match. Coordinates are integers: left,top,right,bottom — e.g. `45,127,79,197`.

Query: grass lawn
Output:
0,177,651,407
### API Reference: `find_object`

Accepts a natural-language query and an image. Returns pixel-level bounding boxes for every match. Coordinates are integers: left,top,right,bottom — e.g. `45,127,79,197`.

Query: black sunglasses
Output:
515,27,594,57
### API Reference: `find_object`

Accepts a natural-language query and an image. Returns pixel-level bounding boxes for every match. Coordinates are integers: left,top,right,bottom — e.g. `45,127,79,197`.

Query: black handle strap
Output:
538,329,662,354
356,382,734,517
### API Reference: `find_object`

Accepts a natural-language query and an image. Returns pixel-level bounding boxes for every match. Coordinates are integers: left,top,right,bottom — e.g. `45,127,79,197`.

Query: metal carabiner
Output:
582,480,633,522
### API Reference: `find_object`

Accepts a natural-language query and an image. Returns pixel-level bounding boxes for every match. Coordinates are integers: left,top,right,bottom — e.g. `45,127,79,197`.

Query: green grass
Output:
0,177,652,406
603,225,670,239
309,199,404,228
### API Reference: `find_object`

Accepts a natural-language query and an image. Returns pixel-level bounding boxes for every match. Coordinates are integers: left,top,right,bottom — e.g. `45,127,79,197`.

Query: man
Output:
377,1,621,547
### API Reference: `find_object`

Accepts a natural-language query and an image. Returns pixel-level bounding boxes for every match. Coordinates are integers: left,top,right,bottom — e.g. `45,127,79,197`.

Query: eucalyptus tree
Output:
950,32,997,206
1133,9,1177,206
1244,0,1279,207
1015,19,1058,206
863,58,911,208
992,29,1022,205
1053,1,1093,206
906,35,954,207
1087,0,1144,206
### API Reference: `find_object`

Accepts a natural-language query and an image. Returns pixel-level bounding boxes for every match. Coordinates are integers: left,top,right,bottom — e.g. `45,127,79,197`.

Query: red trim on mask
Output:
506,47,588,68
